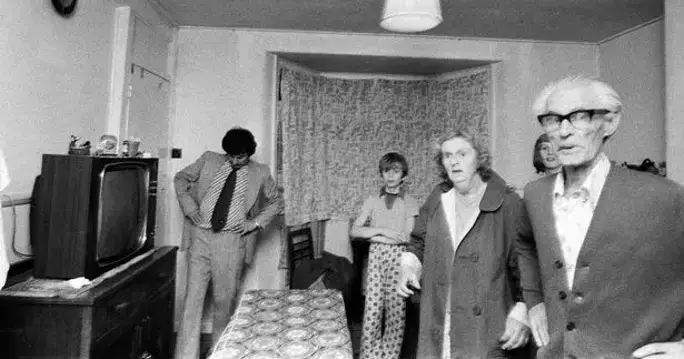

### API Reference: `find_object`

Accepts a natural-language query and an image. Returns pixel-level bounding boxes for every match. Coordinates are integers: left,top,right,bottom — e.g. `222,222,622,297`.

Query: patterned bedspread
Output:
208,289,353,359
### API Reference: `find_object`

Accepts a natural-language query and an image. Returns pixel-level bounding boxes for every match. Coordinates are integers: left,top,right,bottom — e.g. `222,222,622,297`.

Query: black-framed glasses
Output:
537,109,612,131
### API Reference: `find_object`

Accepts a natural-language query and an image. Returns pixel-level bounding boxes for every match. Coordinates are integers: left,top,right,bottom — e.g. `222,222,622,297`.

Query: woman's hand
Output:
529,303,550,347
500,317,530,350
396,255,421,298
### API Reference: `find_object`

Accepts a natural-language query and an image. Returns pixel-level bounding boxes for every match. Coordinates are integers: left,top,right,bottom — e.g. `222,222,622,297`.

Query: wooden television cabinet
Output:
0,246,177,359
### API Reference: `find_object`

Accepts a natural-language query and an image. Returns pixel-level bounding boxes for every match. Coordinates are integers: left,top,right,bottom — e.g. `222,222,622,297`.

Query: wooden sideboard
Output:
0,246,177,359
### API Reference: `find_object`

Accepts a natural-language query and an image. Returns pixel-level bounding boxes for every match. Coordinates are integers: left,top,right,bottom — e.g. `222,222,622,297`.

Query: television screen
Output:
97,165,149,264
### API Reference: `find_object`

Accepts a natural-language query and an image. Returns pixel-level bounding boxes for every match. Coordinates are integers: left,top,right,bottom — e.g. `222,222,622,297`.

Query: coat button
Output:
558,291,567,300
566,322,576,331
472,305,482,316
554,259,563,269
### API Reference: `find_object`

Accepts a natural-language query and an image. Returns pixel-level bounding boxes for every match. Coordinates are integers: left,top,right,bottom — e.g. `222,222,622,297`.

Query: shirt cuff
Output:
400,252,423,273
507,302,529,327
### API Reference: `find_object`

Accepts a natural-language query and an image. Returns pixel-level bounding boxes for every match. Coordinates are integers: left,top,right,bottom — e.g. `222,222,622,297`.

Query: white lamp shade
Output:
380,0,442,33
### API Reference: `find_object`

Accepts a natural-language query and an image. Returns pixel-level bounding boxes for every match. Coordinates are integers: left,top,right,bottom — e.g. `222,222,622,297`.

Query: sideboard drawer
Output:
92,282,135,341
0,246,178,359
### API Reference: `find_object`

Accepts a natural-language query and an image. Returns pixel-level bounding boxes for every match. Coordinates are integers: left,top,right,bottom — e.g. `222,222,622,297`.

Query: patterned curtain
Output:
278,66,491,227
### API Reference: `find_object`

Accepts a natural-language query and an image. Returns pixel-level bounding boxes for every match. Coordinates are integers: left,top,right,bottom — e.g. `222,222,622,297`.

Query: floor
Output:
171,333,213,359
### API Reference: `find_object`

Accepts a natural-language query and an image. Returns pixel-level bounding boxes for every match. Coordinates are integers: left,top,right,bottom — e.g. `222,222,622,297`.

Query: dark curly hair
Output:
221,127,257,156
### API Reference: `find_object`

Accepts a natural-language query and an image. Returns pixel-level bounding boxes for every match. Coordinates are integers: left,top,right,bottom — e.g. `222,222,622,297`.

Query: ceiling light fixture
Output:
380,0,443,33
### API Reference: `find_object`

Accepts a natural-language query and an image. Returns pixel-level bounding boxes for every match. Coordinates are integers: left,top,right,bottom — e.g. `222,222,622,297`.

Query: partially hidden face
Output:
543,85,618,168
227,153,250,168
441,136,480,186
538,141,560,171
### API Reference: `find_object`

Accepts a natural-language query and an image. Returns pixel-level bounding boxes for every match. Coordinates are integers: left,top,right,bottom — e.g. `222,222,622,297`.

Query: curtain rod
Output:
131,63,170,82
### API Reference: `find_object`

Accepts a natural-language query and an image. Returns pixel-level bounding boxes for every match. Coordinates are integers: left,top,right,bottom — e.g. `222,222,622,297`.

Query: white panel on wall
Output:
599,19,665,165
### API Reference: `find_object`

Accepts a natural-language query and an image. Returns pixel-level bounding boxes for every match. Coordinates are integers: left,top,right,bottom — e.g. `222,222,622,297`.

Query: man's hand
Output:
633,340,684,358
396,259,421,298
188,211,202,225
529,303,549,347
241,220,259,234
500,317,530,350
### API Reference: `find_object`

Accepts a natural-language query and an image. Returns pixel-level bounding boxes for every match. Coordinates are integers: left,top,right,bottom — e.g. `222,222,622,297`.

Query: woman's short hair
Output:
433,128,492,182
533,133,551,174
378,152,409,177
222,127,257,156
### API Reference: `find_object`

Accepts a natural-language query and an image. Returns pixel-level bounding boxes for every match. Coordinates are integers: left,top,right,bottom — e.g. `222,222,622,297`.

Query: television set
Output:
31,154,158,279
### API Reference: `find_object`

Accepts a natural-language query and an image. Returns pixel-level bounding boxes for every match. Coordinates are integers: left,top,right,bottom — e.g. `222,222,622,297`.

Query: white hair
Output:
532,75,623,116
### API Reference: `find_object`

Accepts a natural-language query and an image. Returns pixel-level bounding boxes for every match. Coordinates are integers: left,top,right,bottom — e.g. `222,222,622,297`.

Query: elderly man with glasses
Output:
515,76,684,359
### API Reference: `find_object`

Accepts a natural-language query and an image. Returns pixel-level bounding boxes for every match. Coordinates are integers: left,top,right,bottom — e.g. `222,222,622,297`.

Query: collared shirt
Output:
380,186,406,210
198,164,249,232
552,152,610,287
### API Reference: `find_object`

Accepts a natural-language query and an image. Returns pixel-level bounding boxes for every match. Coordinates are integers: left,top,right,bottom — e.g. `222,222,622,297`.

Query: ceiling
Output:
155,0,663,75
157,0,662,43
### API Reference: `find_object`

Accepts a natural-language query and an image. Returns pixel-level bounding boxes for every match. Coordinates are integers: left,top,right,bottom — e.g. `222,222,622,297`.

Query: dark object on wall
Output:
171,148,183,159
52,0,77,17
622,158,665,176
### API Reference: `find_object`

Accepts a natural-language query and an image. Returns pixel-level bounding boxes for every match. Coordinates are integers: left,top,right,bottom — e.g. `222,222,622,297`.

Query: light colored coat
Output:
518,166,684,359
174,151,282,265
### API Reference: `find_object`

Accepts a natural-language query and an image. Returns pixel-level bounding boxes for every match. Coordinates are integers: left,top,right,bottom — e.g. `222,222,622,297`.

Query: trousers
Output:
174,226,246,359
361,243,406,359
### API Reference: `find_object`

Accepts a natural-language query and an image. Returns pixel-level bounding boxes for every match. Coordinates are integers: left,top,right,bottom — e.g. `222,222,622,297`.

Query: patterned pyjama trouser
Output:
360,243,406,359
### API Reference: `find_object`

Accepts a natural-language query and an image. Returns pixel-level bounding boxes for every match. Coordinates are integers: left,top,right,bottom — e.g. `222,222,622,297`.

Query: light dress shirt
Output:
552,152,610,288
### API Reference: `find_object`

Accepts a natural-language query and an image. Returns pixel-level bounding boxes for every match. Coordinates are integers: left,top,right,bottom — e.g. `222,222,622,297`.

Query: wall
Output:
0,0,175,266
665,1,684,184
598,20,665,165
173,28,598,200
0,0,119,197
